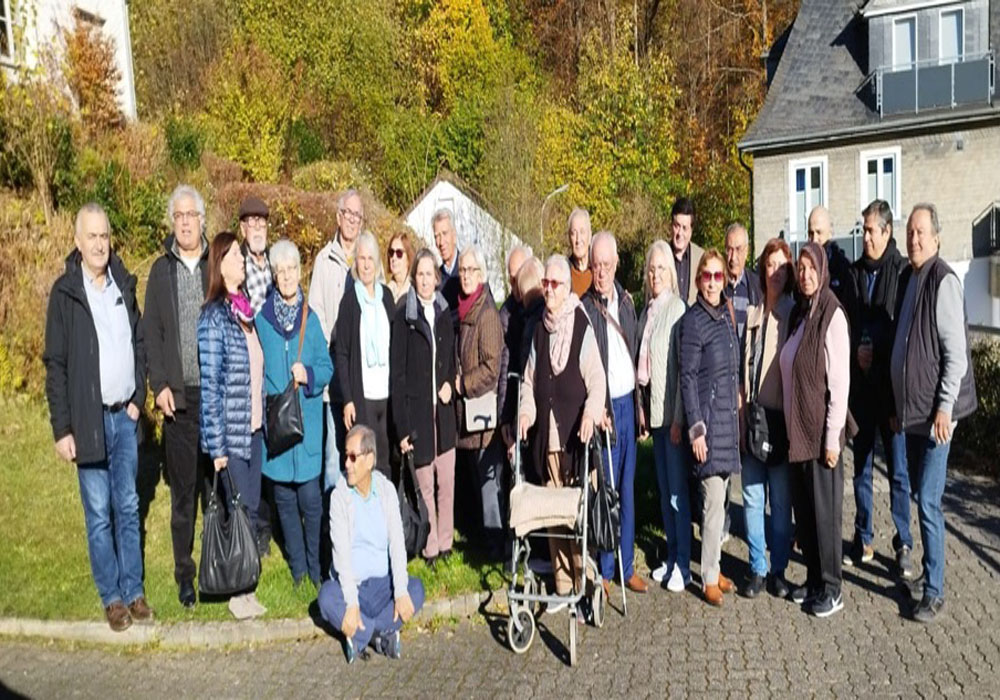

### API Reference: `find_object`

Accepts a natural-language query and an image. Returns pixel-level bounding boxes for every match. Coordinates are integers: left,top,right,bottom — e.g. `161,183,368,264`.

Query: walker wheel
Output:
568,611,578,666
592,581,605,628
508,609,535,654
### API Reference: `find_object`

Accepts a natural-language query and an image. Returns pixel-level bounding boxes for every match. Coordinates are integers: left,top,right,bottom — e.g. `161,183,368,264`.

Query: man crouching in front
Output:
318,424,425,663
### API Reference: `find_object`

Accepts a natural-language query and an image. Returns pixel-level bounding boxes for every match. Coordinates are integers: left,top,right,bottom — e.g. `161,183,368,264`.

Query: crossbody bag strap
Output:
296,305,308,361
748,319,766,405
595,301,636,382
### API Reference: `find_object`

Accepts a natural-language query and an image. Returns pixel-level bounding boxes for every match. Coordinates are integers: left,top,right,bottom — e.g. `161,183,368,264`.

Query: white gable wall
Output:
4,0,136,120
406,180,523,302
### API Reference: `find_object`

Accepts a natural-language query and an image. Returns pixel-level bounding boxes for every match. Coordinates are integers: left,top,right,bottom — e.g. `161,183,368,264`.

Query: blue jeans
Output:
324,401,345,491
906,433,951,599
222,430,263,535
76,409,144,608
852,416,912,549
652,426,692,581
273,476,322,584
600,394,636,581
741,454,792,578
318,574,425,649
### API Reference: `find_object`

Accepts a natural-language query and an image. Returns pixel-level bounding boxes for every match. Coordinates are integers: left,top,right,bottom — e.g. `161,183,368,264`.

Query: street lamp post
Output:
539,183,570,249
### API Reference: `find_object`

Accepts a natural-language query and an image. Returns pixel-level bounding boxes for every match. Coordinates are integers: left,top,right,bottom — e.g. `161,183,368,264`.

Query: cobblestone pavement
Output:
2,462,999,698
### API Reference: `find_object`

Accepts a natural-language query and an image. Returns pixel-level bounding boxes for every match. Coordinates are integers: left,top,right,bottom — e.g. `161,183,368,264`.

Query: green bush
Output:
165,115,206,170
954,338,1000,476
288,117,326,167
0,117,32,190
79,160,167,258
291,159,371,193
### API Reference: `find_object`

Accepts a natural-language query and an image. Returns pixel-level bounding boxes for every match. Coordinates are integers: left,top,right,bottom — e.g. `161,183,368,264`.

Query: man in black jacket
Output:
582,231,647,595
143,185,209,608
44,202,151,632
844,200,914,575
808,205,856,309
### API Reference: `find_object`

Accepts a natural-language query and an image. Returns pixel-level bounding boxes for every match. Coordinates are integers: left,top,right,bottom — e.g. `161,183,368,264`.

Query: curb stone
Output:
0,589,509,649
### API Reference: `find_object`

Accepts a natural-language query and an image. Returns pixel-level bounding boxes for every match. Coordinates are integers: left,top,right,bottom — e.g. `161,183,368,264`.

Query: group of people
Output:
43,184,976,662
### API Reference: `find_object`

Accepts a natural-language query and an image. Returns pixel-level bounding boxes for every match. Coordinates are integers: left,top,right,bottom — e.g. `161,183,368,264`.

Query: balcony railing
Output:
862,51,995,118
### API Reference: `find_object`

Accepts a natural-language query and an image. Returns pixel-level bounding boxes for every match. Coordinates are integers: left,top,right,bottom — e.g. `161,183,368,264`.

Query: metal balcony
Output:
863,51,995,118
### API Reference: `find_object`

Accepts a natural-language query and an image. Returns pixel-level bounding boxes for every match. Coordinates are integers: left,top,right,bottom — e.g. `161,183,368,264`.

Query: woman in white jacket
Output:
635,239,689,592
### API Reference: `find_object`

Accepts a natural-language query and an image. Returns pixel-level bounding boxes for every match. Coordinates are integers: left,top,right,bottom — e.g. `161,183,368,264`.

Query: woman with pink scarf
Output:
636,239,691,593
518,255,606,599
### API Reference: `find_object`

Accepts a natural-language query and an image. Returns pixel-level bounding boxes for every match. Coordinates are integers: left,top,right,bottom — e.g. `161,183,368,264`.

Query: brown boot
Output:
128,596,155,625
718,573,735,594
105,602,133,632
625,573,649,593
703,584,724,607
602,578,611,601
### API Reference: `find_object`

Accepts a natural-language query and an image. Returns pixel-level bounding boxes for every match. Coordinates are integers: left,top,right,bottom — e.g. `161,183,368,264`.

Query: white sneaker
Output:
666,565,687,593
651,561,670,583
545,601,567,615
244,591,267,617
228,593,255,620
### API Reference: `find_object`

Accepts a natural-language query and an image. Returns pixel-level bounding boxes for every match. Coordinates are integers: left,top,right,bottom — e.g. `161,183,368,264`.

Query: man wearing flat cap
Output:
239,196,273,314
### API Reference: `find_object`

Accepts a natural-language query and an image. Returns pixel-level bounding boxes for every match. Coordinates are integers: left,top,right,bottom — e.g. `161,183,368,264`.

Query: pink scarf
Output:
457,283,484,322
543,293,582,373
228,292,254,325
637,293,668,386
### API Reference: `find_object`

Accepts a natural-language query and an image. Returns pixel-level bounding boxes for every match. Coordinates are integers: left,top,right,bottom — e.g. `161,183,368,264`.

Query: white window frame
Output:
787,155,829,241
938,6,965,64
892,14,918,70
0,0,14,64
859,146,903,220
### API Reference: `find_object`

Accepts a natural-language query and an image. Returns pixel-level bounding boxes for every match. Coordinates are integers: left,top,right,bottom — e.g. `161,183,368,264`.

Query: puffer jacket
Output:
198,300,265,461
679,294,741,478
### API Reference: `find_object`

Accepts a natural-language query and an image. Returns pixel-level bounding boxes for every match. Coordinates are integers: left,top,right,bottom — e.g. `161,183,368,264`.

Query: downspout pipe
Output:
738,148,755,257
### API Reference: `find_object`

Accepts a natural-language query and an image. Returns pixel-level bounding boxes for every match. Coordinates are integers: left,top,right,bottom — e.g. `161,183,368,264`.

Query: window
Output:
940,8,964,63
893,16,916,70
1,0,13,62
859,147,902,219
787,157,828,240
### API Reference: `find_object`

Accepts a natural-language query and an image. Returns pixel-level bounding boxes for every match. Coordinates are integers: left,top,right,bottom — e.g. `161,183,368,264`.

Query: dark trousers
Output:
273,476,322,585
221,430,264,534
791,456,844,598
361,398,392,483
318,574,425,649
163,387,209,584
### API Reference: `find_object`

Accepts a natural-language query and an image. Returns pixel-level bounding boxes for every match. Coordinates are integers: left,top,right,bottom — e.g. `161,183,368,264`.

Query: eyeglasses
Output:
700,271,725,283
172,211,201,223
541,278,564,290
346,450,371,463
243,216,267,229
389,248,406,260
339,208,363,224
458,266,480,276
274,266,299,278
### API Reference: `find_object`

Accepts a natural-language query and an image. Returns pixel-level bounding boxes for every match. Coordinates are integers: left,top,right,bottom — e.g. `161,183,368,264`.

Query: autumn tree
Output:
63,14,124,135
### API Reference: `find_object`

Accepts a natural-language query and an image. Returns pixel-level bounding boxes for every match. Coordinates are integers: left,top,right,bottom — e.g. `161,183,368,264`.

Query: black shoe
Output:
423,555,437,570
372,630,402,659
179,580,196,608
790,584,819,606
257,533,271,558
811,592,844,618
912,595,944,623
740,573,765,599
342,637,356,664
896,545,915,580
438,549,453,563
767,574,790,599
843,536,873,566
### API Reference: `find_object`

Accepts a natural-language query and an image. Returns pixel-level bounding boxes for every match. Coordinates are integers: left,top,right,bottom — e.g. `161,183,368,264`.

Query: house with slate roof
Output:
739,0,1000,328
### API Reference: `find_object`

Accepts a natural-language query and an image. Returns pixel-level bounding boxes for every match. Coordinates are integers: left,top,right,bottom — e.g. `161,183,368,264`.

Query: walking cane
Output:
602,427,628,617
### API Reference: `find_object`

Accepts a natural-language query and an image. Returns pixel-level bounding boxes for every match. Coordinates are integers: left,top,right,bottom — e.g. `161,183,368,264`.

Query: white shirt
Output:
604,287,635,400
359,303,391,401
82,268,136,405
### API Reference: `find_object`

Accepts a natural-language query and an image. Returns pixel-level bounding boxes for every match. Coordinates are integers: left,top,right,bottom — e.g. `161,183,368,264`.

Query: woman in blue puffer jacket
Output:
679,249,741,607
198,231,267,619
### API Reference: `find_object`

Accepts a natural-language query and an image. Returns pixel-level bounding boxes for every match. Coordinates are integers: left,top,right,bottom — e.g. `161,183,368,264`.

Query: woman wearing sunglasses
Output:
386,232,415,303
679,249,741,606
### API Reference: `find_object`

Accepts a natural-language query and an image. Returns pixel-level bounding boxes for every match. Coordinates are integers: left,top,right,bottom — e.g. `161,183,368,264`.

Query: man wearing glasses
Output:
319,425,425,663
239,196,273,314
309,188,365,493
143,185,210,609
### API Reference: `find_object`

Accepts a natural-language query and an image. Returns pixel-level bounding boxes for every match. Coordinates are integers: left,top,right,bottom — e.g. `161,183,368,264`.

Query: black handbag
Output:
199,470,261,596
745,321,788,466
399,451,430,559
265,307,308,457
587,438,621,552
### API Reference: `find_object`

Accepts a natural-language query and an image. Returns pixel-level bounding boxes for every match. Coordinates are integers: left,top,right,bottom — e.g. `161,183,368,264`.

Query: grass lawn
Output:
0,398,505,623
